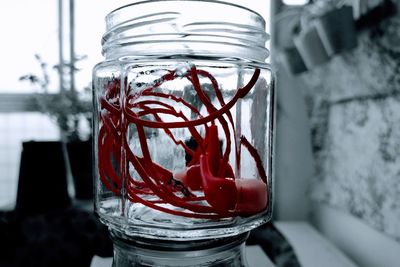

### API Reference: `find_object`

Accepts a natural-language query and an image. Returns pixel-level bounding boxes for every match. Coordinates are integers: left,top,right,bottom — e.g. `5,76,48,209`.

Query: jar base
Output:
110,231,249,267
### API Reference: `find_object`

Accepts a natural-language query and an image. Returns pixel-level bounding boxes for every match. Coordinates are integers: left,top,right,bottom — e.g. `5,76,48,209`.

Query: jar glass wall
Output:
93,0,274,241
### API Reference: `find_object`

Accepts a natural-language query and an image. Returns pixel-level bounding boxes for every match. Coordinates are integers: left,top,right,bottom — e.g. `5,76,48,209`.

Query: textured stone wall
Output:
302,3,400,242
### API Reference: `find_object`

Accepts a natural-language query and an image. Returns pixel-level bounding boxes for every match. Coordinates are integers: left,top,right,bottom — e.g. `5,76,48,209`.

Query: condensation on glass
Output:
92,0,274,241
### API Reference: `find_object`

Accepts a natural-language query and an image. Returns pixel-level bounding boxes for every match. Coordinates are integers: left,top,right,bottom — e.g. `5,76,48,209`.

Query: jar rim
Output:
107,0,266,29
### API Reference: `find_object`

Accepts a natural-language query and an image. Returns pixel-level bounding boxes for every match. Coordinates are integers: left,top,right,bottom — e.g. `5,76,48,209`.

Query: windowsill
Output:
275,221,358,267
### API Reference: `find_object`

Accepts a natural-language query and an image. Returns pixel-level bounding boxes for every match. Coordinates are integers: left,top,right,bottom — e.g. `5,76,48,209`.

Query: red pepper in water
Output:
98,66,269,218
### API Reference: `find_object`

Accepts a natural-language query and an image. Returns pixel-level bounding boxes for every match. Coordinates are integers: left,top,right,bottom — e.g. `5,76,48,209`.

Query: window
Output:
0,0,59,93
0,0,60,207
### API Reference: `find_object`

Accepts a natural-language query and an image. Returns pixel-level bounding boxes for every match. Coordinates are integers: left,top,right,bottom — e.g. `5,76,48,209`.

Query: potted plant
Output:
314,2,357,56
295,0,357,60
273,7,308,74
20,54,93,201
293,1,331,70
293,23,330,69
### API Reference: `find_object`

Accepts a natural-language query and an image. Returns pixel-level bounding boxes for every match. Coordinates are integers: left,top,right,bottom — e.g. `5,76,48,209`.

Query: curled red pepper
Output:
97,66,269,219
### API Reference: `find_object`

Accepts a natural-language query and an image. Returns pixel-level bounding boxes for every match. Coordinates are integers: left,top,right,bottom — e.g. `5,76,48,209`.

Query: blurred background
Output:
1,0,400,266
272,1,400,267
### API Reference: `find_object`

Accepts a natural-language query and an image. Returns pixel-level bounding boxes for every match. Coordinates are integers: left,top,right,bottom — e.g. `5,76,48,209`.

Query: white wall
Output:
273,68,314,220
270,0,314,221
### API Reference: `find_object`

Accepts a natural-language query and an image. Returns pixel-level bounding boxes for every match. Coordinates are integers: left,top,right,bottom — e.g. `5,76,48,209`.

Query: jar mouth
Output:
107,0,267,30
102,0,269,63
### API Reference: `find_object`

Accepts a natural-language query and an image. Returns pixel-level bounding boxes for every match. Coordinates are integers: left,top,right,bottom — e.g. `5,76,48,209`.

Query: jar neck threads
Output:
101,0,269,62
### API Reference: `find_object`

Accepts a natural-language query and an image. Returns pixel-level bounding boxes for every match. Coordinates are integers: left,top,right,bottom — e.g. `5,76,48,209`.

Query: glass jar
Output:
93,0,273,245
